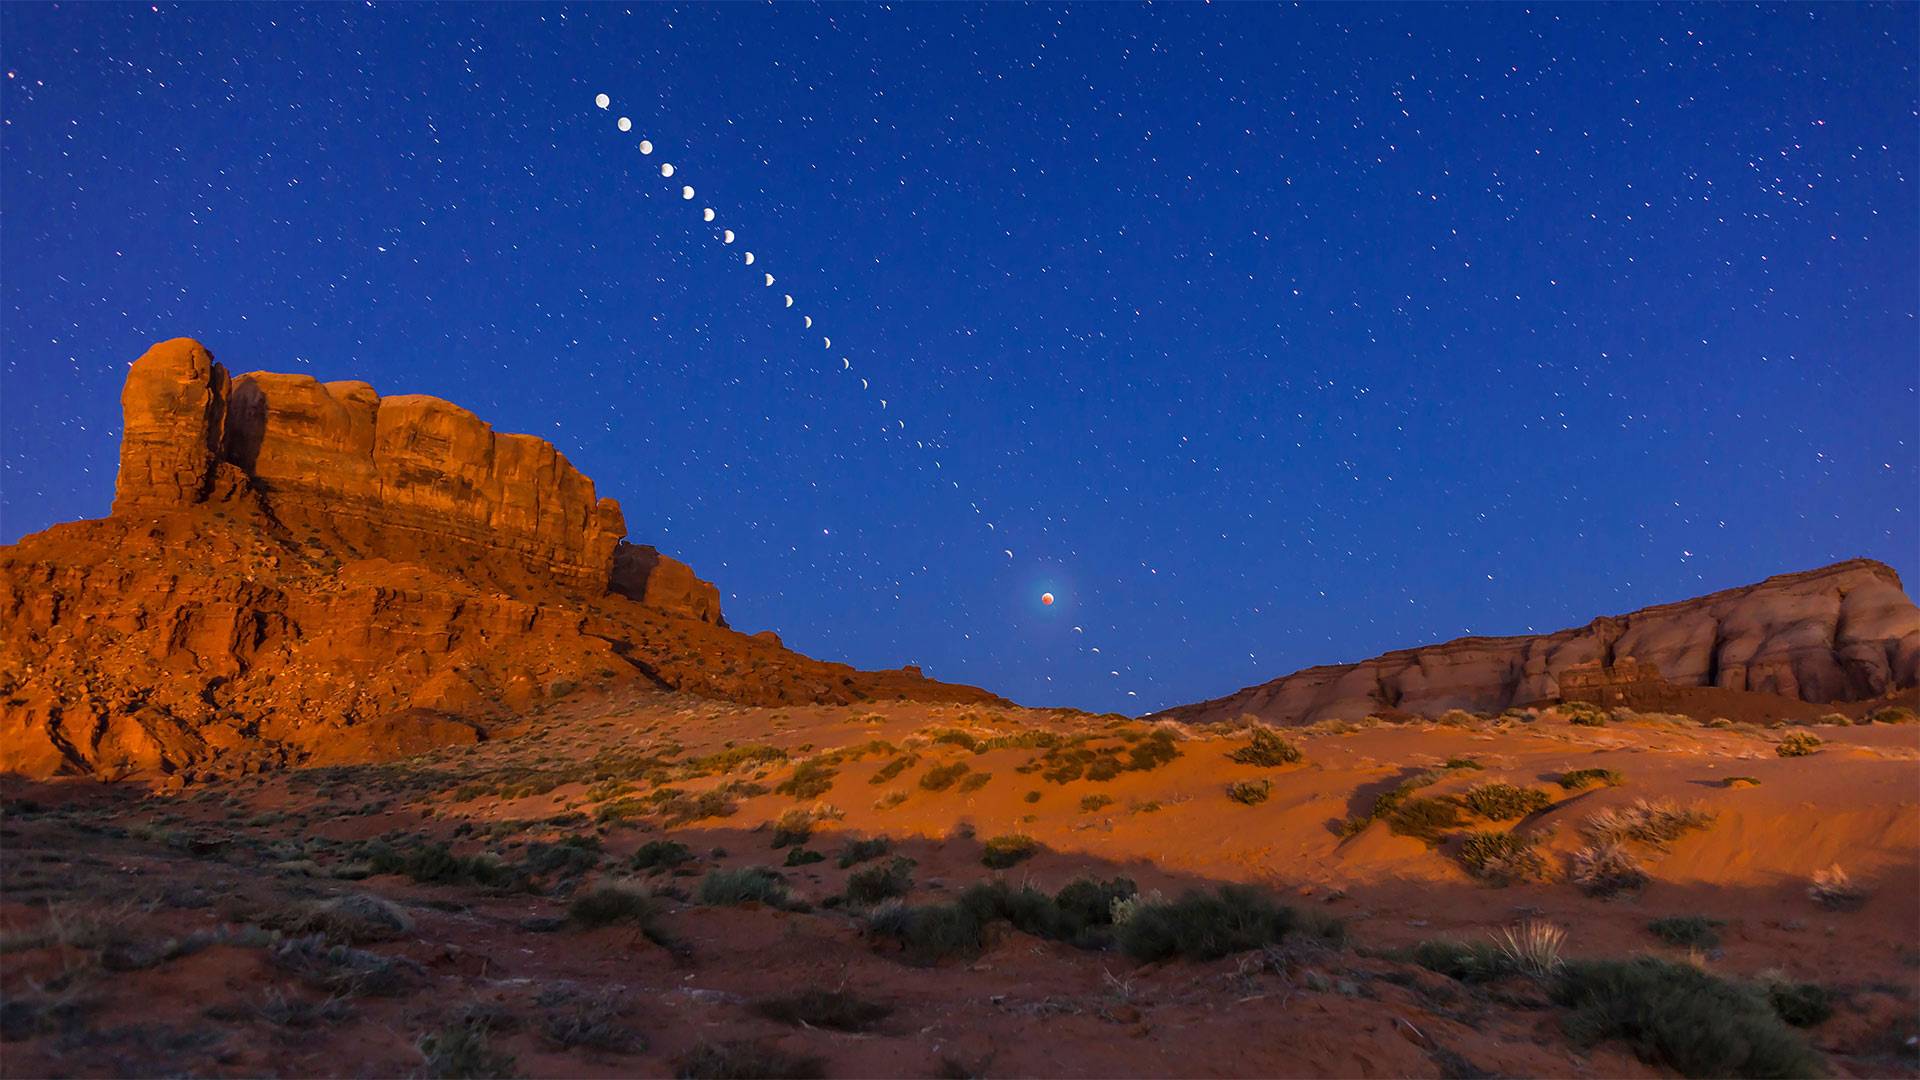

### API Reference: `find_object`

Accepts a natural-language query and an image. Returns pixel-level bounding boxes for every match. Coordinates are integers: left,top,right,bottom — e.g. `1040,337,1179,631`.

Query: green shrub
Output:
956,771,992,793
1647,915,1724,949
1387,796,1464,843
1551,956,1821,1078
1462,783,1551,821
1225,779,1272,805
1229,727,1302,767
980,834,1038,869
1080,794,1114,812
1117,885,1344,962
1561,701,1608,726
1457,831,1547,884
836,837,891,868
1410,938,1514,983
775,760,838,800
1444,757,1483,771
845,857,915,905
868,756,913,785
418,1021,518,1079
631,840,694,871
688,744,788,775
1559,768,1624,791
698,867,793,907
1775,731,1822,758
1866,705,1917,725
919,762,971,792
782,847,824,867
369,843,524,891
1766,981,1832,1028
751,989,892,1033
866,876,1137,963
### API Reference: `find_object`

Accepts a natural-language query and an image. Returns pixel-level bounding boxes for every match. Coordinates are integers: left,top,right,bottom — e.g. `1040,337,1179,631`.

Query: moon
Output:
594,93,610,110
1041,592,1055,606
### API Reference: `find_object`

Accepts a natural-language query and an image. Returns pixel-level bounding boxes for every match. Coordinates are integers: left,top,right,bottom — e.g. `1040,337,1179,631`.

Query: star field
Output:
2,4,1914,713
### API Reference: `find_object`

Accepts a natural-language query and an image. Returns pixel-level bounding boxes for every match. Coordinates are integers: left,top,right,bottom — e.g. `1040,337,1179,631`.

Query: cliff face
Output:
0,338,997,780
1155,560,1920,727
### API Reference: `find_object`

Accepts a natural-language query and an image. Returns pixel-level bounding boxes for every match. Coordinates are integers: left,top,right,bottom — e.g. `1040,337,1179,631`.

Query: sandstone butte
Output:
0,338,1001,780
1154,559,1920,728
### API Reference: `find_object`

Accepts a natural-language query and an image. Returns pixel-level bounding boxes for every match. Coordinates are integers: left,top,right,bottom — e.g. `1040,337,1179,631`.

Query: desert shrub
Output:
1570,842,1648,898
868,756,913,785
868,897,991,964
1337,767,1450,837
980,834,1038,869
1551,957,1821,1078
1228,727,1303,767
631,840,694,871
1411,938,1514,983
568,885,662,933
1052,876,1138,935
837,837,891,868
290,893,415,943
769,808,815,848
1117,885,1344,962
1387,796,1464,843
928,728,980,751
752,989,892,1033
1023,790,1042,803
1775,731,1822,758
1765,981,1833,1028
675,1039,825,1080
271,934,422,997
1647,915,1724,949
369,843,524,891
1559,768,1625,791
919,762,971,792
1723,776,1761,789
1124,730,1181,771
1458,831,1548,884
1462,783,1552,821
957,771,992,793
845,857,916,905
1866,705,1917,725
1444,757,1483,770
1583,799,1712,849
867,876,1137,963
873,790,908,810
654,788,741,826
1810,712,1851,726
541,989,643,1052
418,1021,519,1079
1435,709,1484,727
1080,794,1114,812
1807,864,1866,911
521,836,603,879
687,744,787,775
1560,701,1608,726
775,760,837,800
1225,779,1272,805
782,847,824,867
698,867,794,908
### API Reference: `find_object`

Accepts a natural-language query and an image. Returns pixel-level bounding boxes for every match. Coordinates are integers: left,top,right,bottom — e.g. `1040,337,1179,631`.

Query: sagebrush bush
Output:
752,989,892,1033
1551,957,1821,1078
1775,731,1822,758
1410,938,1514,983
1457,831,1548,884
567,885,660,930
836,837,890,868
866,877,1139,963
1570,841,1648,898
1386,796,1464,843
1558,767,1624,791
1807,864,1866,911
1229,727,1303,767
698,866,795,908
919,762,971,792
631,840,694,871
1116,885,1344,962
1462,783,1551,821
1765,980,1833,1028
845,856,915,906
775,759,838,800
1647,914,1724,949
1583,799,1712,849
1225,779,1272,805
980,834,1038,869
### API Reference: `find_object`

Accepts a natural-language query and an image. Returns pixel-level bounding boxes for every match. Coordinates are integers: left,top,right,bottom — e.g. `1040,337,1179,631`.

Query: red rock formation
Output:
0,338,1001,779
1155,560,1920,727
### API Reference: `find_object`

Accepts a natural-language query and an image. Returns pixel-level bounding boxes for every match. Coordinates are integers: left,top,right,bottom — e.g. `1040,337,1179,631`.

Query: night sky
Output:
3,4,1915,714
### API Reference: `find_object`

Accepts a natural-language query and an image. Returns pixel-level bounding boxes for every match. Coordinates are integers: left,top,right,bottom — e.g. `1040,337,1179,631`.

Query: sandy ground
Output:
2,689,1916,1078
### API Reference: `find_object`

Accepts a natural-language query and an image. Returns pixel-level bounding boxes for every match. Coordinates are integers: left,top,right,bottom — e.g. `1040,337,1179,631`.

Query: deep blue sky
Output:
3,4,1915,714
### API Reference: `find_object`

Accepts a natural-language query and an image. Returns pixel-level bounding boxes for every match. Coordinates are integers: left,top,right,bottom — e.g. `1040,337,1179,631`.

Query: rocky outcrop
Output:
0,338,1000,779
1155,560,1920,727
115,338,630,595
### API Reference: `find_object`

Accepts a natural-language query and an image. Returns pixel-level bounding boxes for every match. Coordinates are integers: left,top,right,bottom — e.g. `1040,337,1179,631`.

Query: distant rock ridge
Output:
0,338,999,780
1154,560,1920,727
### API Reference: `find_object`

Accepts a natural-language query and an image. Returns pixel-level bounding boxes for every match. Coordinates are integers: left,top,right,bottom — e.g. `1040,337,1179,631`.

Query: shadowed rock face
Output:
0,338,999,779
1155,560,1920,727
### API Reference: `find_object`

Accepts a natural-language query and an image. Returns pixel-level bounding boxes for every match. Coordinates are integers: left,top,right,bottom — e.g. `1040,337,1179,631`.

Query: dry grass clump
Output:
1494,920,1566,976
287,893,415,943
1457,831,1549,884
1461,783,1551,821
1582,798,1711,849
980,834,1039,869
1774,730,1822,758
1228,726,1303,767
1807,864,1866,911
1570,841,1649,898
774,758,838,800
698,866,801,909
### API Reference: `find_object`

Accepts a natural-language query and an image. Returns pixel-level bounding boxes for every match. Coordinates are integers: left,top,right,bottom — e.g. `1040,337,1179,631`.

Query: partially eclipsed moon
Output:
1041,592,1055,606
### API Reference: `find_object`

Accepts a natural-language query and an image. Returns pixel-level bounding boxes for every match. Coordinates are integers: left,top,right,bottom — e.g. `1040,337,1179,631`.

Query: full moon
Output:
1041,592,1054,606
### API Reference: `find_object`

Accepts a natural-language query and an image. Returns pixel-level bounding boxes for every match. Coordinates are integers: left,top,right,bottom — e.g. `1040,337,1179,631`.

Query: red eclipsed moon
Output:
1041,592,1054,606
